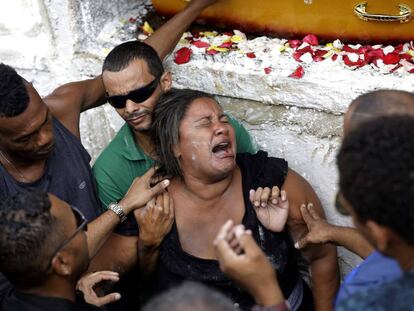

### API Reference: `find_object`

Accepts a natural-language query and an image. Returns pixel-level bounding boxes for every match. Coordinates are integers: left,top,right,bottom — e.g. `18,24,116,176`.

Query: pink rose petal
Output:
174,47,192,64
289,66,305,79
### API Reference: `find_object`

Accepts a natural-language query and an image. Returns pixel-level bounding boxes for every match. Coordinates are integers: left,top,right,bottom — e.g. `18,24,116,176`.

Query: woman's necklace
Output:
0,149,29,182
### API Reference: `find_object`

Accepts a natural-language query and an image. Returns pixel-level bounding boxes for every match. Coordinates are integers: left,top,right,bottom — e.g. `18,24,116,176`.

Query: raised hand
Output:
294,203,333,249
134,191,174,248
76,271,120,307
120,167,170,214
250,186,289,232
214,220,285,307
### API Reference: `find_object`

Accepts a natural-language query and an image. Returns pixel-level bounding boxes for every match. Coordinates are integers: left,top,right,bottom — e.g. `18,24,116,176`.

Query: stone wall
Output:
2,0,413,276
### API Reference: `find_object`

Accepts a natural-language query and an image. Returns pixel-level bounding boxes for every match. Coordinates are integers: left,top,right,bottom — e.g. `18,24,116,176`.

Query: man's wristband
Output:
252,301,291,311
108,202,127,222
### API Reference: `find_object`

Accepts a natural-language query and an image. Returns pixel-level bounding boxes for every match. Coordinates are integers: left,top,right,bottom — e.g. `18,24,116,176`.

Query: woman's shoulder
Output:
236,150,288,189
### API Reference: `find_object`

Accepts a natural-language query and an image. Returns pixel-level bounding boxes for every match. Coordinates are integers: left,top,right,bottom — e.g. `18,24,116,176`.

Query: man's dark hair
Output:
348,90,414,132
151,88,216,179
337,115,414,245
143,282,235,311
102,41,164,78
0,190,64,288
0,63,30,117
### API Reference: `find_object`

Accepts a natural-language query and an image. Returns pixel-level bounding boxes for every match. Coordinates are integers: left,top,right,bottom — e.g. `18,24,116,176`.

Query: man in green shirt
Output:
90,31,255,275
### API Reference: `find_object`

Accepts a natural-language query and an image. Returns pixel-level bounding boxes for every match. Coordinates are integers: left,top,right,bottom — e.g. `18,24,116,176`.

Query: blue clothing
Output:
336,270,414,311
0,117,100,221
336,251,402,306
0,118,100,300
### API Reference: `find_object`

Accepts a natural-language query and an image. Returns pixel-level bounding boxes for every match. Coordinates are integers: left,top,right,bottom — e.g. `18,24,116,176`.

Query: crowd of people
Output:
0,0,413,310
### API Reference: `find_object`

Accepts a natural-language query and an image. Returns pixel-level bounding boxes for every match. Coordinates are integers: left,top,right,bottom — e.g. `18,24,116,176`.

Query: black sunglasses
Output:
106,75,161,109
44,206,88,272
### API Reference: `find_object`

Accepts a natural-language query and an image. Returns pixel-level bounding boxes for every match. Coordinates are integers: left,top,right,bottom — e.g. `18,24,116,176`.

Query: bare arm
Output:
283,169,339,311
295,205,374,259
144,0,218,60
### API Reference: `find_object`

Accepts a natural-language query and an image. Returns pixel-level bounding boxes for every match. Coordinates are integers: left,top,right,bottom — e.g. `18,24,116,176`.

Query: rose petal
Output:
174,47,192,64
206,49,218,55
343,55,364,67
332,54,339,61
192,40,210,48
296,45,313,54
288,40,302,48
219,41,233,49
383,52,400,65
343,45,357,53
289,66,305,79
302,34,319,46
390,64,402,73
264,67,272,74
246,52,256,58
293,51,303,62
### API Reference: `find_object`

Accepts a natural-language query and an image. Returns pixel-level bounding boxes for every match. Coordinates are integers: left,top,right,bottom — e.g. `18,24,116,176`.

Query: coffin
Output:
152,0,414,43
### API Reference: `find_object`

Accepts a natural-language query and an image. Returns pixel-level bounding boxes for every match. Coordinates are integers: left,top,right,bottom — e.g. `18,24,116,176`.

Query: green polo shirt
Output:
92,115,255,235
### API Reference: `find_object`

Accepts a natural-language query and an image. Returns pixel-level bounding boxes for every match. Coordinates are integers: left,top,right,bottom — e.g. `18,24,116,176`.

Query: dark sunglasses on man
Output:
44,206,88,272
106,75,161,109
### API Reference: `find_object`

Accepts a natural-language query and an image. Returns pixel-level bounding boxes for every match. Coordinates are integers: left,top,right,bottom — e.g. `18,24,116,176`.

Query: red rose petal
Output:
314,49,327,57
174,47,192,64
343,45,357,53
314,56,325,62
364,49,384,63
343,55,364,67
401,54,413,61
289,66,305,79
296,46,313,54
332,54,339,61
302,34,319,46
191,40,210,48
390,64,403,72
219,41,233,49
383,52,401,65
246,52,256,59
293,52,303,62
206,49,218,55
224,31,234,36
409,68,414,73
288,40,302,48
264,67,272,74
129,17,136,23
394,44,404,53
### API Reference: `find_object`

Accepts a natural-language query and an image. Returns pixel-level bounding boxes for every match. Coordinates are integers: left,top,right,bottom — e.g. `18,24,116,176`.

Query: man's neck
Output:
18,279,76,302
392,243,414,271
0,149,46,183
133,130,154,156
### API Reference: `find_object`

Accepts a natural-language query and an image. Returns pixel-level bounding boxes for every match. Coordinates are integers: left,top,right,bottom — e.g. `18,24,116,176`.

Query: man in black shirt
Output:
0,190,109,310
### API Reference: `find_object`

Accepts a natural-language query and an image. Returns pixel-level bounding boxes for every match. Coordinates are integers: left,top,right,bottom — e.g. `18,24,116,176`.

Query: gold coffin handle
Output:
354,2,413,23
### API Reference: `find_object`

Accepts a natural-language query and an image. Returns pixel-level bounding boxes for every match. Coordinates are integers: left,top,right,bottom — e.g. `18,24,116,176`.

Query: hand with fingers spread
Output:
134,191,174,249
214,220,285,308
249,186,289,232
294,203,334,250
76,271,121,307
119,167,170,214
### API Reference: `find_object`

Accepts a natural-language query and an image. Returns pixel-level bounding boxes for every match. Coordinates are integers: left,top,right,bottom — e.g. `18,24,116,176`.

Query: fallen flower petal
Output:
246,52,256,58
303,34,319,46
264,67,272,74
383,52,400,65
191,40,210,48
289,66,305,79
288,40,302,48
142,21,154,35
219,41,233,49
174,47,192,64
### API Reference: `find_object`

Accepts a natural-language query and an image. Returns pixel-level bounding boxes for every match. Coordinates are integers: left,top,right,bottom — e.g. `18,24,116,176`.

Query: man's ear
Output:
51,252,73,276
365,220,391,253
160,71,172,92
172,144,181,158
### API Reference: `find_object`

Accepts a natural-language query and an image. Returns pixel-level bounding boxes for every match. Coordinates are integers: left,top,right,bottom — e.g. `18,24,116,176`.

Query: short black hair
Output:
102,41,164,78
337,115,414,245
0,63,30,117
143,282,235,311
0,190,64,288
151,88,216,179
348,90,414,132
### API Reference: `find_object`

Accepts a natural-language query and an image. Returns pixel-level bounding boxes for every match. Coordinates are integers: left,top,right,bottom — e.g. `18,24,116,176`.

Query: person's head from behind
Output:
337,115,414,258
143,282,236,311
344,89,414,135
0,190,89,290
102,41,172,132
152,89,237,182
0,63,54,160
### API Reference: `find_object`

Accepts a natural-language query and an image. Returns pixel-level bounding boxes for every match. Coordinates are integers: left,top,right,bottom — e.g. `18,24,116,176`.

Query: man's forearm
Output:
329,226,374,259
144,2,212,60
137,241,161,277
309,244,339,311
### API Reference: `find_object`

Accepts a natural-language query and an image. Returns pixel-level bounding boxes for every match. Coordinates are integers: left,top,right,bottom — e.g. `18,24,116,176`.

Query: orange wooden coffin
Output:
152,0,414,43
